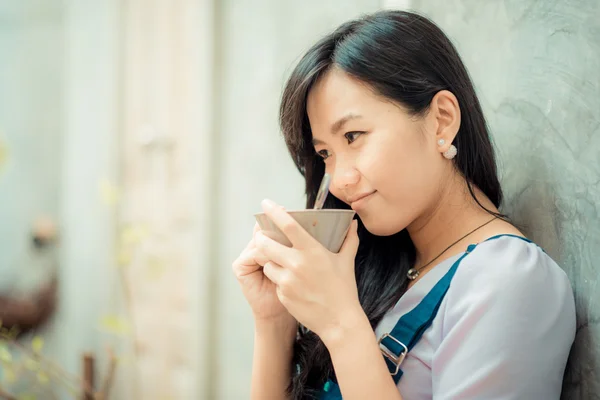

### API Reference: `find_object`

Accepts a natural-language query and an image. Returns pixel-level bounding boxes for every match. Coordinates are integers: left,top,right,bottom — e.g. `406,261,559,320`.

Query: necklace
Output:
406,217,498,280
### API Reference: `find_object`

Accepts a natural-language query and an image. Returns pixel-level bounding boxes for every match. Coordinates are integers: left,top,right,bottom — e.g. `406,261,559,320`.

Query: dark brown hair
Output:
279,10,502,399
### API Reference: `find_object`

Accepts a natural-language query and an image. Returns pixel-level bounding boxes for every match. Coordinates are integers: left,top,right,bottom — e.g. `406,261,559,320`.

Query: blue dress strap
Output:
319,246,474,399
381,245,474,383
319,234,531,399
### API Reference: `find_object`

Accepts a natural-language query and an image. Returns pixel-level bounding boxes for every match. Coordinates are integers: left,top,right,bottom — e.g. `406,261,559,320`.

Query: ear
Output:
429,90,461,152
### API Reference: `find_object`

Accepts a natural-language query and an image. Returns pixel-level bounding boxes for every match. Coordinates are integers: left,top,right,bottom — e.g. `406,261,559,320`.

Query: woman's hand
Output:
232,223,296,326
254,199,366,346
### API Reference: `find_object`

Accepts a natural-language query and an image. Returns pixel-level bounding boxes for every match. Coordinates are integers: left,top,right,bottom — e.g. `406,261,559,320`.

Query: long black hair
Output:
279,10,503,399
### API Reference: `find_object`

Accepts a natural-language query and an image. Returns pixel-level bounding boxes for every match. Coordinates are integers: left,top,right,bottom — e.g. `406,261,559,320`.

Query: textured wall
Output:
0,1,126,397
119,0,214,398
0,0,64,292
411,1,600,398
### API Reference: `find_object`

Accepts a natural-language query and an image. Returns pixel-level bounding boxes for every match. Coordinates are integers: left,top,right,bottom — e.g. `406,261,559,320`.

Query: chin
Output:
359,214,404,236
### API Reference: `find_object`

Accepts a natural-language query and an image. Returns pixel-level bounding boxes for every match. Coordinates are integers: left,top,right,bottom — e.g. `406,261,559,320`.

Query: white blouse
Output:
375,235,576,400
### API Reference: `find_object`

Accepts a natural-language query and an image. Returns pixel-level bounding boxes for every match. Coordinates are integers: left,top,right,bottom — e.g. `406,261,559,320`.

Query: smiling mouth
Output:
349,191,376,209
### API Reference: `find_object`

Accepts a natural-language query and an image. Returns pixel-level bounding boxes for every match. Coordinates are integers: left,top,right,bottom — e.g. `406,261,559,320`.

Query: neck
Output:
406,174,497,267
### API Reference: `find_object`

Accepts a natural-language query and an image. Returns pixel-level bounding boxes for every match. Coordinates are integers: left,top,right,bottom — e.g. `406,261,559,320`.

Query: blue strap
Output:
320,380,343,400
320,248,472,399
382,234,534,381
319,245,475,399
381,245,474,383
319,234,532,399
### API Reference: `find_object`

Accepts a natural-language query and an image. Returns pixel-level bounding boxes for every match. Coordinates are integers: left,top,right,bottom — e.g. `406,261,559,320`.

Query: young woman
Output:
232,10,575,400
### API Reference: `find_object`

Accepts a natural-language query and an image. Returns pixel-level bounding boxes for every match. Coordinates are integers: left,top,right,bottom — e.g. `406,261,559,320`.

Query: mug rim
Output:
254,209,356,217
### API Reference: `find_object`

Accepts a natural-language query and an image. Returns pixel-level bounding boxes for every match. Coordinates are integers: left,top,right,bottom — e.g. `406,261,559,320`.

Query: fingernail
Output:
261,199,276,210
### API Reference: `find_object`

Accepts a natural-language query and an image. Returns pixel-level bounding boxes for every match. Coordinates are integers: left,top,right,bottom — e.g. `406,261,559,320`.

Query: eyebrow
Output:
312,113,363,146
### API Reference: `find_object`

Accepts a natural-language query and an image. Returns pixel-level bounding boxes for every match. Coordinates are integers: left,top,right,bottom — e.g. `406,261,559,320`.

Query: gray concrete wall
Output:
412,1,600,398
0,0,64,292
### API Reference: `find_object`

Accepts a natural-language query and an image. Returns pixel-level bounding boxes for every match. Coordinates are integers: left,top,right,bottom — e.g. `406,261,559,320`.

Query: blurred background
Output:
0,0,598,399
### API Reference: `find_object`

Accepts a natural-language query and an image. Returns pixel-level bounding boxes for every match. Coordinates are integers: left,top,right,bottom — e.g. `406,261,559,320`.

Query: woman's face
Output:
306,68,453,236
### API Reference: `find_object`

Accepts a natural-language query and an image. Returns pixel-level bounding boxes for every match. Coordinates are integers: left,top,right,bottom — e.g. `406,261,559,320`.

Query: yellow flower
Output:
99,315,130,335
0,137,8,173
99,178,120,206
120,225,150,247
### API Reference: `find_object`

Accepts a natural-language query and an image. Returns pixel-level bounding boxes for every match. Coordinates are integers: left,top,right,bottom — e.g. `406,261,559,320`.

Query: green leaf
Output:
31,336,44,353
6,325,20,340
0,343,12,363
3,365,17,383
36,371,49,384
24,357,40,371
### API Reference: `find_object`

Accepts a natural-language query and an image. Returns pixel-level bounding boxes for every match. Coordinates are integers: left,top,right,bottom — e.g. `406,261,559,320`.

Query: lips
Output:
348,191,376,209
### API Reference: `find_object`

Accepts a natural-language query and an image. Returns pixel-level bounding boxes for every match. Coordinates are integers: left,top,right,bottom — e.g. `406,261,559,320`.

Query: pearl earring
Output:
437,139,445,146
443,144,458,160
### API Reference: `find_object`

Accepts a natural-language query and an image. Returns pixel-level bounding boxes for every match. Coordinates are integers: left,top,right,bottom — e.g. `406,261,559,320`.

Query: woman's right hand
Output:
232,223,296,326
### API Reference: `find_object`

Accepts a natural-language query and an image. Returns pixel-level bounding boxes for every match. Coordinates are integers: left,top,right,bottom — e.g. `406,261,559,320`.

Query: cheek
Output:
358,136,419,191
329,185,346,204
360,137,436,222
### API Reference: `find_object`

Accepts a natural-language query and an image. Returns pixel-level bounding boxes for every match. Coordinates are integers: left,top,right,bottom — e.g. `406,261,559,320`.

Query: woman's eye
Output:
317,149,330,160
344,131,363,144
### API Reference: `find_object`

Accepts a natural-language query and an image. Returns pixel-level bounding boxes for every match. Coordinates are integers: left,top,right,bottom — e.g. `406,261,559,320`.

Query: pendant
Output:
407,268,419,280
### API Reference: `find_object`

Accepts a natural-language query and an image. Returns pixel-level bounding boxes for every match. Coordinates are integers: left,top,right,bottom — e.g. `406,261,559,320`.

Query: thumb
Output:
339,219,359,260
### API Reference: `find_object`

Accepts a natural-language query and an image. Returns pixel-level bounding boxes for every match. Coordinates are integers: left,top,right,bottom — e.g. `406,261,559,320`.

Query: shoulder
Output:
432,235,576,397
452,234,572,299
442,234,576,336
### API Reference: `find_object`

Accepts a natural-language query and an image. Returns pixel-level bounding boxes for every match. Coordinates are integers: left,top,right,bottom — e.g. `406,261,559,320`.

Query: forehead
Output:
306,68,382,127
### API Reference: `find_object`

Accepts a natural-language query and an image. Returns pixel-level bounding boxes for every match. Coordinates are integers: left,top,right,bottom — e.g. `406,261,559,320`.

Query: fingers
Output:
254,230,295,268
339,220,360,260
235,247,268,267
261,199,314,248
242,223,262,252
232,248,269,277
233,222,271,278
262,261,286,285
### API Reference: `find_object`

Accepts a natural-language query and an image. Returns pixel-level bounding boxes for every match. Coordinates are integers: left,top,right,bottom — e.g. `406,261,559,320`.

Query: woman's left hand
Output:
254,199,366,345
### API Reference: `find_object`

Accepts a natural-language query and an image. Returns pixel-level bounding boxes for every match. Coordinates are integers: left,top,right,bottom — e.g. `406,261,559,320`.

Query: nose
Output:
330,157,360,194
